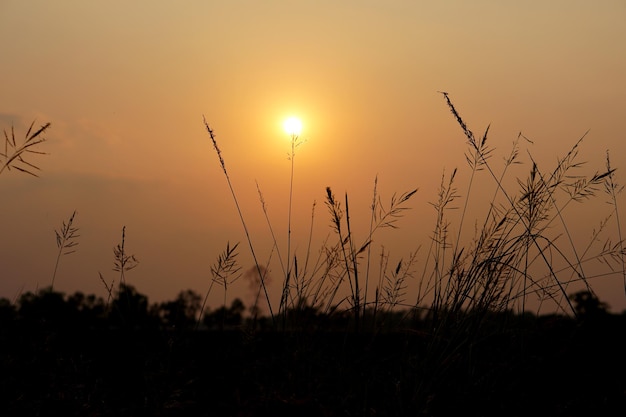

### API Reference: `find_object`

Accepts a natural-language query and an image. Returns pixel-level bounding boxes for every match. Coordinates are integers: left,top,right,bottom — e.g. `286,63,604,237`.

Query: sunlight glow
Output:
283,117,302,136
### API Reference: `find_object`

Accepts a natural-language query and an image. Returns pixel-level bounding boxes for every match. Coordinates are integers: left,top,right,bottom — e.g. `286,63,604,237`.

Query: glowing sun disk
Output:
283,117,302,136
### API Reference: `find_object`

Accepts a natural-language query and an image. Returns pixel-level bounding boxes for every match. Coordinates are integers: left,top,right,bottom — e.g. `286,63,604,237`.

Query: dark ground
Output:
1,312,625,417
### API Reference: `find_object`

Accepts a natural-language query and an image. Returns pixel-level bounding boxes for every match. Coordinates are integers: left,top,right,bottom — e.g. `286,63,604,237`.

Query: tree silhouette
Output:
203,297,245,330
17,287,73,328
0,297,16,325
109,284,155,329
569,290,609,320
158,289,202,330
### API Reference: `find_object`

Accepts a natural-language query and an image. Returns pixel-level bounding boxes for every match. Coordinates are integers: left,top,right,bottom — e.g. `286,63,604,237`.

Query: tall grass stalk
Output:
197,241,242,330
110,226,139,320
604,151,626,296
51,210,79,290
256,182,288,299
283,131,300,323
98,272,115,309
299,200,318,300
344,192,362,330
113,226,138,288
363,175,378,318
203,117,275,324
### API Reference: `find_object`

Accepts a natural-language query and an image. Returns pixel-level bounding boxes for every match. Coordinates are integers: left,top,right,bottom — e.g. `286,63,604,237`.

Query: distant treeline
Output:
1,284,623,333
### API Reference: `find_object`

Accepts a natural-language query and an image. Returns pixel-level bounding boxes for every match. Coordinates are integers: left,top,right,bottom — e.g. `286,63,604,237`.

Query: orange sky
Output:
1,1,625,313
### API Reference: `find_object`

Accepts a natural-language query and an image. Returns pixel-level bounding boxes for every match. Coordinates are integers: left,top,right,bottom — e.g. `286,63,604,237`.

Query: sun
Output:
283,116,302,136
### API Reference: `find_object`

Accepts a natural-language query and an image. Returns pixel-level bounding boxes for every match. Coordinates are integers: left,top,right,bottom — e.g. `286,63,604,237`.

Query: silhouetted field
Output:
3,96,626,415
1,287,624,416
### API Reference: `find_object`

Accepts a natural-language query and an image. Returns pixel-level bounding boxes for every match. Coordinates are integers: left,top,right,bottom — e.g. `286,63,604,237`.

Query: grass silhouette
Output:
202,93,624,332
197,93,626,413
1,120,50,177
51,210,79,291
1,99,625,416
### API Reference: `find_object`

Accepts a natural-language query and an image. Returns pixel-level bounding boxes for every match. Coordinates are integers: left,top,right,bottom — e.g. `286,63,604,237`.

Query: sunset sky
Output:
1,1,625,313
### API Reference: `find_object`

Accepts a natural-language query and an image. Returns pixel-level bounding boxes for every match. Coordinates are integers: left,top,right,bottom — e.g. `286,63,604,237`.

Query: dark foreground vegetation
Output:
1,286,624,417
3,95,626,415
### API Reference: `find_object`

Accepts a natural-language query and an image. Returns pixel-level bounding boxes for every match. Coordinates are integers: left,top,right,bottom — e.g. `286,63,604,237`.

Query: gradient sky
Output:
1,1,625,313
